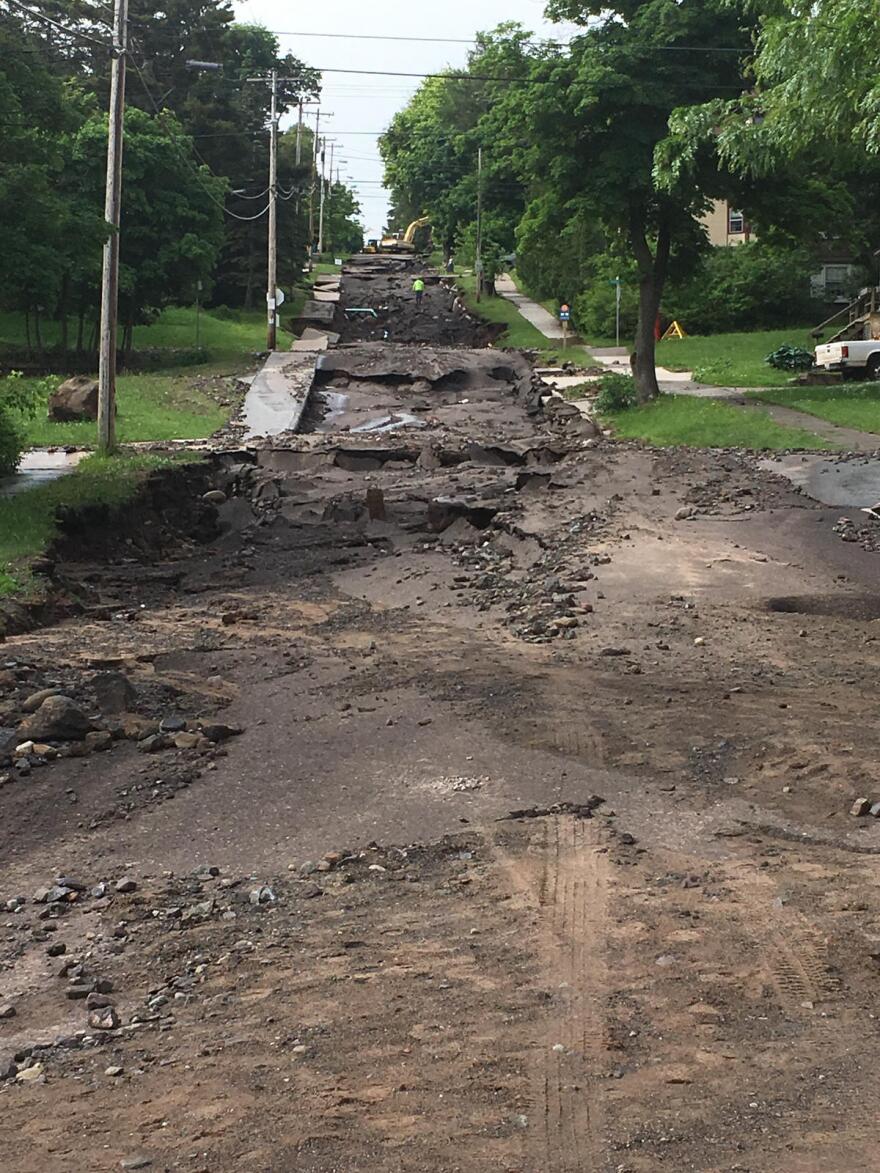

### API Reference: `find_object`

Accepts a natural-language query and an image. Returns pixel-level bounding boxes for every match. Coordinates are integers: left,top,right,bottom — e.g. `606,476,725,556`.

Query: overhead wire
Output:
3,0,110,47
127,50,273,222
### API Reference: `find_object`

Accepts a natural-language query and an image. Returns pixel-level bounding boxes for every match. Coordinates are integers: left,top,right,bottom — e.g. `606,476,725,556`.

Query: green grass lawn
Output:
9,365,237,448
603,394,833,450
656,326,815,388
0,306,268,361
0,452,191,596
0,306,279,449
751,383,880,435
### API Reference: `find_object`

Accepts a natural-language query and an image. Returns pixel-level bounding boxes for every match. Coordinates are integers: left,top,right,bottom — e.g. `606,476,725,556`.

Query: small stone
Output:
136,734,169,753
86,993,115,1010
18,694,93,741
0,1004,15,1019
85,730,113,752
47,942,66,957
120,1156,153,1170
674,506,696,521
249,886,275,905
21,688,62,714
851,798,872,817
299,861,317,876
91,883,107,899
300,884,322,899
14,740,35,757
694,636,705,647
181,899,215,922
115,877,137,894
45,885,73,903
105,1065,124,1077
202,489,227,505
870,802,880,819
159,716,187,734
91,671,137,714
66,984,94,1000
15,1062,45,1083
88,1006,120,1030
173,732,200,750
199,722,241,743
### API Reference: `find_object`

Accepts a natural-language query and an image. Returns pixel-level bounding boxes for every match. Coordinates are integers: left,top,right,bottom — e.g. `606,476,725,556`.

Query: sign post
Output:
607,277,622,347
559,303,571,350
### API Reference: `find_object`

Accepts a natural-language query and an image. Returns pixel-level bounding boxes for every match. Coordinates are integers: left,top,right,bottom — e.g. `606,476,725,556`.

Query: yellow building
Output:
702,200,750,246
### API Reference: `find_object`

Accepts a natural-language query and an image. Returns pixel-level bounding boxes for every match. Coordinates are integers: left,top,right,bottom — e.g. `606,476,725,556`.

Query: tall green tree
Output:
512,0,755,398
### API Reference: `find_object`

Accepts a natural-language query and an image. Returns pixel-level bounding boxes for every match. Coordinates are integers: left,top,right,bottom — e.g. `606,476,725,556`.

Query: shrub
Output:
664,243,821,335
766,344,815,371
0,371,46,475
595,371,638,414
0,408,23,475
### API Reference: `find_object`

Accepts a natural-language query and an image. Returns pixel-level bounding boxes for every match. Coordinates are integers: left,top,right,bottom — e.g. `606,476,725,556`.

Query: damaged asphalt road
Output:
4,257,880,1171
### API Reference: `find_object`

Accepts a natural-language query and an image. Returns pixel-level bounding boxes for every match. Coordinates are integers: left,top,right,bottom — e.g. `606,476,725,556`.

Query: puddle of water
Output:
351,412,426,434
761,455,880,508
320,390,349,428
0,449,87,499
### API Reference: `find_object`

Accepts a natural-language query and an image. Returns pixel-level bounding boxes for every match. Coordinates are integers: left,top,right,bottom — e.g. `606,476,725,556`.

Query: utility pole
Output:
266,69,278,351
295,99,303,166
307,109,320,267
317,137,327,255
475,145,483,303
97,0,129,454
325,140,334,255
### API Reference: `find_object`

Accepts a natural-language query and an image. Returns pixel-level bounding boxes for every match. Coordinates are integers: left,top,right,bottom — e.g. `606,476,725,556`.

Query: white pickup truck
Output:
815,339,880,379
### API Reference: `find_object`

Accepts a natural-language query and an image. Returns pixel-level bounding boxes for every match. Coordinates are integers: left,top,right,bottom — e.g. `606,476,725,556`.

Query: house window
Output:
823,265,849,294
728,208,745,235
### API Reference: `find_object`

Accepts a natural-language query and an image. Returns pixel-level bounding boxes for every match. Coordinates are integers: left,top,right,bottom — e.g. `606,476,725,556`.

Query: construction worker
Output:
412,276,425,308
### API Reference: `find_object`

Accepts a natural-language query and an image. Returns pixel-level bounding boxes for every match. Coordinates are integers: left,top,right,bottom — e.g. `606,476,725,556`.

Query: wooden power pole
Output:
97,0,129,453
475,146,483,303
266,69,279,351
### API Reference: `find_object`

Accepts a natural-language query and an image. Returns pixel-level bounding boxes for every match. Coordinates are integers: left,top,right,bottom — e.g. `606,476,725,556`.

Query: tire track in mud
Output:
496,814,609,1172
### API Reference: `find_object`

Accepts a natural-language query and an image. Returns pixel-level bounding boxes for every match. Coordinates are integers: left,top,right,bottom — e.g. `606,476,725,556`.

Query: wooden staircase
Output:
812,286,880,344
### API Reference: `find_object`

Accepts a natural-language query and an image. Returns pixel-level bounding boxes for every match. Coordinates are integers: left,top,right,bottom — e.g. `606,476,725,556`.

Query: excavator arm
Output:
403,216,430,245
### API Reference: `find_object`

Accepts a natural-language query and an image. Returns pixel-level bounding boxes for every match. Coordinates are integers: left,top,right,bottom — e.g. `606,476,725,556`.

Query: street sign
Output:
275,287,285,307
559,303,571,322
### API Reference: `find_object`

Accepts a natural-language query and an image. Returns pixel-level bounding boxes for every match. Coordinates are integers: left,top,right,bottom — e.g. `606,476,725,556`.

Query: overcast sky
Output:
232,0,575,238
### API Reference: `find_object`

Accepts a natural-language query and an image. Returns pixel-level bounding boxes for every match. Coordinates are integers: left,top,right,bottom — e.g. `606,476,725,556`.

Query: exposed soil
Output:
3,258,880,1171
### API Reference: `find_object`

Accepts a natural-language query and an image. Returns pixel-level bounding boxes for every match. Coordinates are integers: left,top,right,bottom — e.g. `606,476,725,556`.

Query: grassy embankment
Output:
602,394,833,451
0,453,187,597
750,384,880,435
456,275,599,366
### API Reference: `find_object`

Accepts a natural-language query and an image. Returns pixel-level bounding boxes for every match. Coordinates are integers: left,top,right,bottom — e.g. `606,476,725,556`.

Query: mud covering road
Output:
4,258,880,1171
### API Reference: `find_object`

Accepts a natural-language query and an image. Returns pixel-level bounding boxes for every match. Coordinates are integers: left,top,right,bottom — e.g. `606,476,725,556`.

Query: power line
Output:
127,51,272,223
3,0,110,47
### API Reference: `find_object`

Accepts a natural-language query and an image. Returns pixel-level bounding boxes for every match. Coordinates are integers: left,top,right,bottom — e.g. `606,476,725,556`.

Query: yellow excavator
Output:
379,216,430,254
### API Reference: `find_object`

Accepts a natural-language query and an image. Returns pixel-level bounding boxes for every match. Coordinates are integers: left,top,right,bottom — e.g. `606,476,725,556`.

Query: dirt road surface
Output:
3,258,880,1172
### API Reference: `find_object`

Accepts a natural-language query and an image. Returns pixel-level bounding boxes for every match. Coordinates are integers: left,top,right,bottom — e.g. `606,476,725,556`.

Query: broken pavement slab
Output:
294,299,336,328
239,351,317,440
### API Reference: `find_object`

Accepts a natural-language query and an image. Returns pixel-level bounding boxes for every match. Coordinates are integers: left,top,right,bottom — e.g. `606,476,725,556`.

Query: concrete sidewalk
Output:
495,274,568,340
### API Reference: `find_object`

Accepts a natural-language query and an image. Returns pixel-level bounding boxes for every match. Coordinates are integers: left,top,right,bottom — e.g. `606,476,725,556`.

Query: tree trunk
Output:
25,308,31,352
76,310,85,355
58,274,70,357
629,210,671,403
34,307,43,358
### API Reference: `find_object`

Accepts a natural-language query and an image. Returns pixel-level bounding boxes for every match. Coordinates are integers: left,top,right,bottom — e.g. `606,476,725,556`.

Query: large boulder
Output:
48,376,99,422
18,695,94,742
